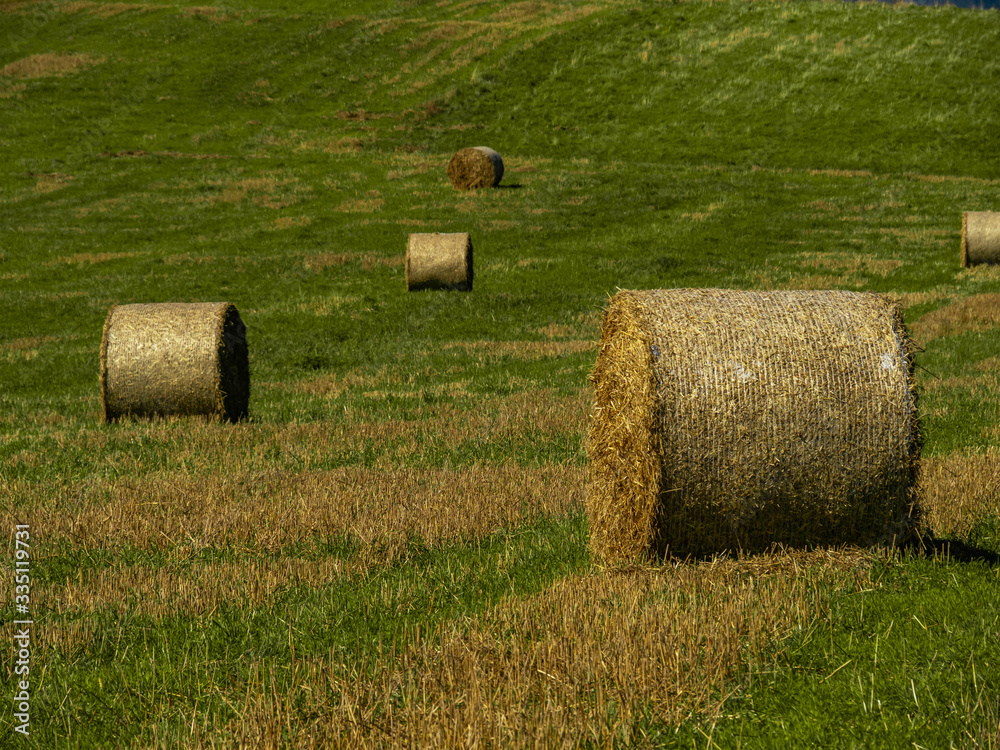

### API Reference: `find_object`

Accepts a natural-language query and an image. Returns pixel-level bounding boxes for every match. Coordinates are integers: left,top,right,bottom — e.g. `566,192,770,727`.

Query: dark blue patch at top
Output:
844,0,1000,7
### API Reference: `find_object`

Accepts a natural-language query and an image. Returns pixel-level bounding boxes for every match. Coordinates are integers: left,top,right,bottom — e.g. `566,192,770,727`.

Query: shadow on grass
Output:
913,535,1000,565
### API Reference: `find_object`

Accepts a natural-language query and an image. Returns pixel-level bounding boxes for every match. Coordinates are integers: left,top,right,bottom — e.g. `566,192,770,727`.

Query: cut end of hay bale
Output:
961,211,969,267
406,232,473,292
961,211,1000,267
100,302,250,423
446,147,503,190
587,289,922,564
587,291,663,565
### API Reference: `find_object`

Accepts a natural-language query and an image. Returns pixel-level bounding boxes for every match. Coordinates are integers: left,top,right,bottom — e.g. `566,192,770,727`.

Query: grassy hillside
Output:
1,0,999,747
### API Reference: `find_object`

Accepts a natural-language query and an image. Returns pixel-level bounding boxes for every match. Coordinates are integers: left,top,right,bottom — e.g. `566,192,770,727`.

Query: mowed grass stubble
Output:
1,0,999,747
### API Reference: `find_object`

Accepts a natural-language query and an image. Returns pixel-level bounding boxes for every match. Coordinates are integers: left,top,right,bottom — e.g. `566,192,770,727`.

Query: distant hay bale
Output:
587,289,921,563
406,233,473,291
960,211,1000,266
446,147,503,190
101,302,250,423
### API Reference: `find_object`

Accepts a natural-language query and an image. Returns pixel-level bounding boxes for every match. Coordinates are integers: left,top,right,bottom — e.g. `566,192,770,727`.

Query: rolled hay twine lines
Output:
101,302,250,423
587,288,921,564
960,211,1000,266
406,232,473,291
446,147,503,190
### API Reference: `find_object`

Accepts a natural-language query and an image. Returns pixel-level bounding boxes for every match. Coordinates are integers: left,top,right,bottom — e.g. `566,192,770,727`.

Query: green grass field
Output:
2,0,1000,746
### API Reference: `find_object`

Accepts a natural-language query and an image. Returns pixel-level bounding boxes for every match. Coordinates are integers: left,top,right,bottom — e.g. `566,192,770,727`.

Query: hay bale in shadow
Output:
406,233,473,291
446,147,503,190
587,289,921,563
101,302,249,423
961,211,1000,266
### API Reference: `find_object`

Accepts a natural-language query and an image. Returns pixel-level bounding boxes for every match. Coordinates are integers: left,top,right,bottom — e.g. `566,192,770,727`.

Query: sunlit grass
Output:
1,0,999,746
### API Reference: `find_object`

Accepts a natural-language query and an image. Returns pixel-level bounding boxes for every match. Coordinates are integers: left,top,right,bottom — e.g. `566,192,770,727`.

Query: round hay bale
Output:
100,302,250,423
446,146,503,190
587,288,921,563
406,232,473,291
960,211,1000,266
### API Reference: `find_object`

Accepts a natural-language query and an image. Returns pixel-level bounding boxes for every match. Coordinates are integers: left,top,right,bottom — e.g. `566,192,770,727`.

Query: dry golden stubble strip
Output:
33,556,352,620
440,339,596,361
30,387,590,476
5,465,585,554
0,442,950,565
918,369,1000,398
2,464,583,659
919,449,1000,538
0,52,104,78
30,466,583,620
908,293,1000,343
0,556,356,663
143,549,870,750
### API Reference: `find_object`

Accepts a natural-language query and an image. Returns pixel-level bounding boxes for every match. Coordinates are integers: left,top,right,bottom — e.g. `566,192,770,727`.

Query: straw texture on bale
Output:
406,233,473,291
446,146,503,190
960,211,1000,266
587,289,921,563
101,302,250,423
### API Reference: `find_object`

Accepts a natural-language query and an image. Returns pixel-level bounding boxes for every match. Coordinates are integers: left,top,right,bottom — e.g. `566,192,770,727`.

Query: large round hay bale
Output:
406,232,473,291
446,146,503,190
100,302,250,423
587,289,921,563
960,211,1000,266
